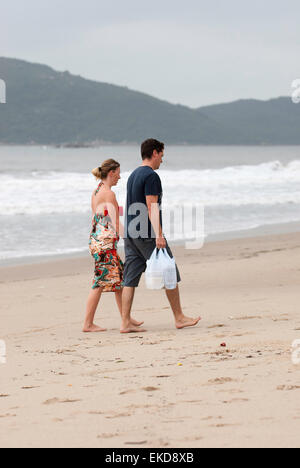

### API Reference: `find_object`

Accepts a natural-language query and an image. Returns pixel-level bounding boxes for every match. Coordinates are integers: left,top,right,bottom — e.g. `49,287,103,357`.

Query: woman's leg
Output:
115,288,123,316
83,286,107,332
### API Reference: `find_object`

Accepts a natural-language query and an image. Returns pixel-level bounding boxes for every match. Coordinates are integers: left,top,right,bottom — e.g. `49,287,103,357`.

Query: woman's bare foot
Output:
130,318,144,327
83,324,107,333
120,321,147,334
175,315,201,330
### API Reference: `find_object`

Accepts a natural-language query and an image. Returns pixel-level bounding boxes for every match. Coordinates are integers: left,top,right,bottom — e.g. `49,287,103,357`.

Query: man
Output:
121,139,201,334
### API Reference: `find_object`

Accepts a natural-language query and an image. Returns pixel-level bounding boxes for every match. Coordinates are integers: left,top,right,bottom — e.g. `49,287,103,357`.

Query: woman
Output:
83,159,143,332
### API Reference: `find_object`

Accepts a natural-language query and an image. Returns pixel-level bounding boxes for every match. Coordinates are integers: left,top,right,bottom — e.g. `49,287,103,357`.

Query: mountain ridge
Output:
0,57,299,145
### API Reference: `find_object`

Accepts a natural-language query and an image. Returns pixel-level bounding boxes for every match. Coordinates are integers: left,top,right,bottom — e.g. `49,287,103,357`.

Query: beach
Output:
1,230,300,448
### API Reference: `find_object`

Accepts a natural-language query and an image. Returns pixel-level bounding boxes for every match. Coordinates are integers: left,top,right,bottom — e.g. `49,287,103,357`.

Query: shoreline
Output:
1,219,300,269
0,224,300,285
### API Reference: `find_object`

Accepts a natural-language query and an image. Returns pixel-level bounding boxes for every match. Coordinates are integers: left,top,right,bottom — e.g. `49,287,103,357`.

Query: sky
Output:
1,0,300,107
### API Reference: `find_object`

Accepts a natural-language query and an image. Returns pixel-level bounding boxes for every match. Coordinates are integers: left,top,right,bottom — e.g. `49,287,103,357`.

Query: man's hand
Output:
156,236,166,249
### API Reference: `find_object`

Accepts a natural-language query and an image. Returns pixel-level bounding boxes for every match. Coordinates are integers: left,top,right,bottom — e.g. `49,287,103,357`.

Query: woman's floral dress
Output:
89,182,124,292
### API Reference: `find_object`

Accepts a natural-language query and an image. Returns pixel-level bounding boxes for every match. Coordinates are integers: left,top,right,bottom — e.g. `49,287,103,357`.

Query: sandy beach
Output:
1,231,300,448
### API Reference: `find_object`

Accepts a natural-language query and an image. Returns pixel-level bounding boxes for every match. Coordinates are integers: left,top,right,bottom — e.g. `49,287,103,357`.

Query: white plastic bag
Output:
161,249,177,290
145,248,165,290
145,248,177,290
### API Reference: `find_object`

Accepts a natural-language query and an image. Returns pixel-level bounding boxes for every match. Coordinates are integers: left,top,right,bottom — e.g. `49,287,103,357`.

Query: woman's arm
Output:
105,192,120,236
118,217,125,238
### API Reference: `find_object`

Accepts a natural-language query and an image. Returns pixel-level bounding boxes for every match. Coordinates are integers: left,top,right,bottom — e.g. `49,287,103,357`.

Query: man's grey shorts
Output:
123,237,181,288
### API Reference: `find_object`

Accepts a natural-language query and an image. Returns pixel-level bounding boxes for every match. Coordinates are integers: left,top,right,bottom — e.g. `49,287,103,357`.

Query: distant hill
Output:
0,57,299,145
197,98,300,145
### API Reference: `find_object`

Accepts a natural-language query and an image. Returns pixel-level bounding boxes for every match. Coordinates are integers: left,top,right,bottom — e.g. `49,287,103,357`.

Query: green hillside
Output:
0,57,299,145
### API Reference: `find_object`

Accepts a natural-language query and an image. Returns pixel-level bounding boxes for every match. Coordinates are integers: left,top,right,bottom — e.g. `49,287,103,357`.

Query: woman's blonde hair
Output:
92,159,120,180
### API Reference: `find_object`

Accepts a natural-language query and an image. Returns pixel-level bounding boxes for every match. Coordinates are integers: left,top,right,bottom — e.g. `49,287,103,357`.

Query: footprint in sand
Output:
232,333,253,337
142,387,160,392
207,378,237,385
210,423,241,428
184,436,203,442
43,398,81,405
120,389,136,395
181,399,203,404
277,385,300,391
98,433,120,439
55,349,76,355
21,386,40,390
222,398,249,404
201,416,223,421
227,389,244,394
234,316,262,321
105,412,132,419
125,441,148,446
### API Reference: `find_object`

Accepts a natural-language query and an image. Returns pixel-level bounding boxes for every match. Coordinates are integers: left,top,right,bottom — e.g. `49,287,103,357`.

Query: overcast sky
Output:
1,0,299,107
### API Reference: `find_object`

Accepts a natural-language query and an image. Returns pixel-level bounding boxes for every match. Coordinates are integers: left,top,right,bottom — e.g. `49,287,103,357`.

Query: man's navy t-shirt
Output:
125,166,163,239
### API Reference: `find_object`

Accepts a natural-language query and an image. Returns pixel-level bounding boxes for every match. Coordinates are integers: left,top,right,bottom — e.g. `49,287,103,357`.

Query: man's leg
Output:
121,238,148,334
165,285,201,329
115,289,144,327
120,286,146,334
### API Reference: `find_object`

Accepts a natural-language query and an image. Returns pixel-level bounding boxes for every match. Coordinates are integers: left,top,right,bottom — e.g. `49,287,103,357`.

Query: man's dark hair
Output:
141,139,165,160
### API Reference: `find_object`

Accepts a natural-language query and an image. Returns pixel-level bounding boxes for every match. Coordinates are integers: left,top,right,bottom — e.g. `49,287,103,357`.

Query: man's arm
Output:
146,195,166,249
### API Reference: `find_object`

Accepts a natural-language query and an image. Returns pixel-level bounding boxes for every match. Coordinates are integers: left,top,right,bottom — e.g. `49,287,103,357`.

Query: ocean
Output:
0,145,300,263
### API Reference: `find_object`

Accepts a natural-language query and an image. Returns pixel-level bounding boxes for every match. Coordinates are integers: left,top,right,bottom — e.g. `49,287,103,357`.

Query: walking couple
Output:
83,139,201,334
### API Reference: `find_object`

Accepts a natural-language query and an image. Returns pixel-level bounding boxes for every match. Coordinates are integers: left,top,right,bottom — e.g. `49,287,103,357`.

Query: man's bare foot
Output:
82,324,107,333
130,318,144,327
120,321,147,334
175,315,201,330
